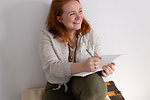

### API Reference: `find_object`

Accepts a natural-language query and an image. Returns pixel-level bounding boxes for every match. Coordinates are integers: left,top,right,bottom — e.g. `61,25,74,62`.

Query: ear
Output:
57,16,63,23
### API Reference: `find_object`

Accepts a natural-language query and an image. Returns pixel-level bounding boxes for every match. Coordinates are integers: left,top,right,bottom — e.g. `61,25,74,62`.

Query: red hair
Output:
46,0,91,43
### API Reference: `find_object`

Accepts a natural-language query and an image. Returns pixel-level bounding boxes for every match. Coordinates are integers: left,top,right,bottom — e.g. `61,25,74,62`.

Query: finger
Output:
96,66,99,69
94,52,102,59
90,65,96,72
94,67,100,72
93,57,100,62
102,71,107,77
102,65,107,69
88,59,94,66
95,56,102,60
108,63,115,71
106,66,113,74
88,57,94,62
110,64,115,71
92,62,100,70
93,62,100,66
111,62,115,66
103,68,111,75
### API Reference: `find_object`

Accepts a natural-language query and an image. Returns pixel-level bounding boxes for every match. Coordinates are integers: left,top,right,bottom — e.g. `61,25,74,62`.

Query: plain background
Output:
0,0,150,100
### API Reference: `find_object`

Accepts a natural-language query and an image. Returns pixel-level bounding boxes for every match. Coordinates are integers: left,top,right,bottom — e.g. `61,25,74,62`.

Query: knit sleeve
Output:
39,30,72,78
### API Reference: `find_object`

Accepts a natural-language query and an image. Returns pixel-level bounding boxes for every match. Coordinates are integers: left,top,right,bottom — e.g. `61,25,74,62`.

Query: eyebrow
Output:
67,8,82,14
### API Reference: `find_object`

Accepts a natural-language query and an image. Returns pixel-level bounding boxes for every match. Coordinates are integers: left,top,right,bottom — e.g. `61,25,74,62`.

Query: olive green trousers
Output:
44,73,107,100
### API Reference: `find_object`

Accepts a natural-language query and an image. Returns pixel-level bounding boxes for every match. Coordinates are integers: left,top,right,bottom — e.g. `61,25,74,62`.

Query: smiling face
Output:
57,0,83,33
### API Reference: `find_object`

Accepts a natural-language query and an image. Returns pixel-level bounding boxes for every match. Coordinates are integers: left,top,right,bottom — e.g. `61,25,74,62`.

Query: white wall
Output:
0,0,49,100
0,0,150,100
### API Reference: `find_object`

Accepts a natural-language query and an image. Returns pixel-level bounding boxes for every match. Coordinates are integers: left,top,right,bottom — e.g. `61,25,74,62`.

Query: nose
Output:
75,13,81,20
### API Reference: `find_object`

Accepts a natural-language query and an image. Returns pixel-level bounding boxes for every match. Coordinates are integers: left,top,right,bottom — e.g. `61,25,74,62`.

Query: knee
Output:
81,82,107,100
81,90,107,100
71,74,107,100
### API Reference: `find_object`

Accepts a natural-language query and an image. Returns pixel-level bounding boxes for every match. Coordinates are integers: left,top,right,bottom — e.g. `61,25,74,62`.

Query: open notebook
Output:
72,54,121,77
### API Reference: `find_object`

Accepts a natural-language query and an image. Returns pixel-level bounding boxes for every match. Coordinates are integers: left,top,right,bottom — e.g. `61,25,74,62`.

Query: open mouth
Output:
73,21,81,24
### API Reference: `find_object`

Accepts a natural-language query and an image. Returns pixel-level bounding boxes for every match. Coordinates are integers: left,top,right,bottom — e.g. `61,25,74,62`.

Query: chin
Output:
73,28,81,31
74,26,81,30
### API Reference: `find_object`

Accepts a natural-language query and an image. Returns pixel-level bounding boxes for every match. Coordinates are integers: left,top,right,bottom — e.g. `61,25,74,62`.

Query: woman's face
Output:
57,0,83,33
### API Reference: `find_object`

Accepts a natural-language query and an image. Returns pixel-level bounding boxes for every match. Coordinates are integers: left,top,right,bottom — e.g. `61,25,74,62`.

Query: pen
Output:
86,49,93,57
86,49,104,75
86,49,102,59
86,49,99,69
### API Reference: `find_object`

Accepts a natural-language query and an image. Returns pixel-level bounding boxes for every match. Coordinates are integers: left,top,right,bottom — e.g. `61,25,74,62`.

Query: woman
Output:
39,0,115,100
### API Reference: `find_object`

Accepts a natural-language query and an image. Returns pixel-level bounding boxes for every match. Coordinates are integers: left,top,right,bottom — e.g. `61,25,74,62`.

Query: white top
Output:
39,29,101,84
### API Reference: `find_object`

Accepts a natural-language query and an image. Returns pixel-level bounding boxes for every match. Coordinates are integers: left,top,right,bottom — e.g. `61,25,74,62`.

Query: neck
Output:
68,32,77,48
68,30,76,40
70,35,76,41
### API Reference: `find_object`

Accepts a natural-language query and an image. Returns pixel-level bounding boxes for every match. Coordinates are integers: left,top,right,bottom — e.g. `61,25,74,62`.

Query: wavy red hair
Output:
46,0,91,43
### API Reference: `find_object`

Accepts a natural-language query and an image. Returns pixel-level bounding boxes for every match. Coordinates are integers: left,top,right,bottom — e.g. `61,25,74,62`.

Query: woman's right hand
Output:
82,56,101,72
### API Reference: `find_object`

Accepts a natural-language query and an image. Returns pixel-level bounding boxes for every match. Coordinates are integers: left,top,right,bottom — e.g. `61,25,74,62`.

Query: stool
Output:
22,87,45,100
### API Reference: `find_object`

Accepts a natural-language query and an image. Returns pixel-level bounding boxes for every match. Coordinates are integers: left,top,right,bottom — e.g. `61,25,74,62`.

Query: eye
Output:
79,10,82,13
70,13,75,16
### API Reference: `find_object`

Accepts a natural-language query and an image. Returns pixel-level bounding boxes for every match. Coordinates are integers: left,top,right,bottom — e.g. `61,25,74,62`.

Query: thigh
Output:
71,73,107,100
44,82,76,100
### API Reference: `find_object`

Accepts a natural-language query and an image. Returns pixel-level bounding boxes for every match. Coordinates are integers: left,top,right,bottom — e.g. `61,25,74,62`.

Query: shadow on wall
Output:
0,1,49,100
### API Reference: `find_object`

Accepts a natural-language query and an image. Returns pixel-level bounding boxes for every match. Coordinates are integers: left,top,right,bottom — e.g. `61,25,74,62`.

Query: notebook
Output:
72,54,121,77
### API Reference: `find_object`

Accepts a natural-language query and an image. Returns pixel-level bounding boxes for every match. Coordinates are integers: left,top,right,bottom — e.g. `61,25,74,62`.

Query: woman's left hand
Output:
101,62,115,77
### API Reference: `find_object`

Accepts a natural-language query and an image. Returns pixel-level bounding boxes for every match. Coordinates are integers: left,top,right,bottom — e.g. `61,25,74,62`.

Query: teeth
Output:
74,21,80,24
74,20,80,24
